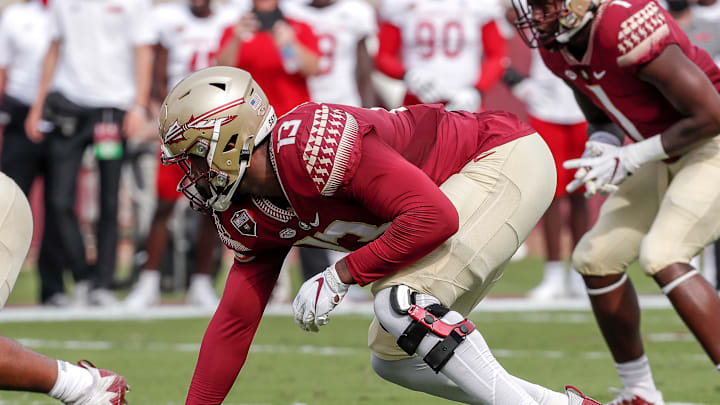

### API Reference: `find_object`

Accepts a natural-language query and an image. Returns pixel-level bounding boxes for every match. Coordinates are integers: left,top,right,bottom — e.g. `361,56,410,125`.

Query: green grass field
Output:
1,257,718,404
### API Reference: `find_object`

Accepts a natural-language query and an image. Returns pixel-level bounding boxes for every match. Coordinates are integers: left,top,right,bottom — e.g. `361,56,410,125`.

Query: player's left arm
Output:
338,133,459,285
638,44,720,156
356,37,379,107
476,20,508,93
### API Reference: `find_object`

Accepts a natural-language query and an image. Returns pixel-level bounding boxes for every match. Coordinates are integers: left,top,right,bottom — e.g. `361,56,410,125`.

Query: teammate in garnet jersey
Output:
375,0,508,112
160,66,604,404
513,0,720,403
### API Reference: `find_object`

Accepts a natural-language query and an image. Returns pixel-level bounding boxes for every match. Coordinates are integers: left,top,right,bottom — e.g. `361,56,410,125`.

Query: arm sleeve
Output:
185,250,288,405
342,134,459,286
475,20,507,93
374,21,406,79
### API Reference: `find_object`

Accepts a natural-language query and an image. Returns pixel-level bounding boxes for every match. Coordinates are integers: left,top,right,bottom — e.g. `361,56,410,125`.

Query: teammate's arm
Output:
638,44,720,156
340,134,459,285
186,250,289,405
151,43,168,103
356,36,378,107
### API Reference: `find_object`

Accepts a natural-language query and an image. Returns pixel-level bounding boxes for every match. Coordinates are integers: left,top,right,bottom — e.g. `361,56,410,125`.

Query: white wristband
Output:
624,134,668,172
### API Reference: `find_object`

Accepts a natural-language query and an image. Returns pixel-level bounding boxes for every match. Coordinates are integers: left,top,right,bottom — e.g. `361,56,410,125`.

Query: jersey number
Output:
414,20,465,59
297,220,390,251
317,34,338,75
277,119,302,151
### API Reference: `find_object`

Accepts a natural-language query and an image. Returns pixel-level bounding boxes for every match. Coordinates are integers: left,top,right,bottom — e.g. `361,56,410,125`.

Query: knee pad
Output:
374,286,475,373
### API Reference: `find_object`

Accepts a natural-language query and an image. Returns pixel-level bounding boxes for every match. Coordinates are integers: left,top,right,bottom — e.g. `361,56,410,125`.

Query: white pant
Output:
0,172,33,308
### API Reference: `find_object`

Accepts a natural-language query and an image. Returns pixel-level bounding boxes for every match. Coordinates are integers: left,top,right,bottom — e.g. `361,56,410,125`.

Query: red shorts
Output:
156,157,185,201
529,115,587,198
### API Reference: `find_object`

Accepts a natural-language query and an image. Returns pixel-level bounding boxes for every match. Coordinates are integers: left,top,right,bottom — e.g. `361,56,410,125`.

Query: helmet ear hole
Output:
224,134,238,152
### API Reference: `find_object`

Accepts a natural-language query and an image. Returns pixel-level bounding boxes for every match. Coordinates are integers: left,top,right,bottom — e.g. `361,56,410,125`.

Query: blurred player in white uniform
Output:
125,0,236,309
375,0,508,112
283,0,377,107
0,172,129,404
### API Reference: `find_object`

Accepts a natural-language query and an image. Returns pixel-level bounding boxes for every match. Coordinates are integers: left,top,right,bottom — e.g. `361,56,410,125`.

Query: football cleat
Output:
606,389,665,405
66,360,129,405
566,385,602,405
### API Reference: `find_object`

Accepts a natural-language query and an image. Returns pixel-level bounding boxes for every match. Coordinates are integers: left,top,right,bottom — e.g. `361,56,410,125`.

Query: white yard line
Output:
0,295,673,323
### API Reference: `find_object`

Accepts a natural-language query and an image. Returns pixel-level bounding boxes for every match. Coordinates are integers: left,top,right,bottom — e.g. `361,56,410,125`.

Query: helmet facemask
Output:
512,0,597,49
159,67,277,214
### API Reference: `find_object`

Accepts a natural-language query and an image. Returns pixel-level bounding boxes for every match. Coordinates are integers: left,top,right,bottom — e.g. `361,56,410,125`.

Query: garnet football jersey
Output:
153,3,237,91
213,103,533,285
540,0,720,142
378,0,503,93
282,0,377,106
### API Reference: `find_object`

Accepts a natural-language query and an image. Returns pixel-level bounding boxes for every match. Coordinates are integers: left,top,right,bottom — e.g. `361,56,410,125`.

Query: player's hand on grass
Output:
293,265,350,332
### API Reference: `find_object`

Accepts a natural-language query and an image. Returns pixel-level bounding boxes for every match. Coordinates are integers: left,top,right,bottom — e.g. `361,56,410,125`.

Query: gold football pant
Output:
369,133,556,360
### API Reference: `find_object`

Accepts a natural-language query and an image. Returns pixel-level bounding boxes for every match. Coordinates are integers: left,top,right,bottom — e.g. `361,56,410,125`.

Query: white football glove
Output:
405,68,444,103
293,265,350,332
564,134,667,196
445,87,481,112
564,132,621,197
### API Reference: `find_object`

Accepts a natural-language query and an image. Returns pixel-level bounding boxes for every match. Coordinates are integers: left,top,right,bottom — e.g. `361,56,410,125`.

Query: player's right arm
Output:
185,249,289,405
24,39,58,143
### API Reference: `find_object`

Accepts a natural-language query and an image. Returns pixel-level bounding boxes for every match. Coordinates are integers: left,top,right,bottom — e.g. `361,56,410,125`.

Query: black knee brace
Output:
390,286,476,373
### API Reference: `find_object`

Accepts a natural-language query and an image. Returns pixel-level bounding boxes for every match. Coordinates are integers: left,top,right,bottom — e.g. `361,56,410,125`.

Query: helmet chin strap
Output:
555,10,594,43
208,106,278,212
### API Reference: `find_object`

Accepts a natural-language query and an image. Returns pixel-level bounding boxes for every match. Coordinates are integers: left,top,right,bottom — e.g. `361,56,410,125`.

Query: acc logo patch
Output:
231,209,257,237
279,228,297,239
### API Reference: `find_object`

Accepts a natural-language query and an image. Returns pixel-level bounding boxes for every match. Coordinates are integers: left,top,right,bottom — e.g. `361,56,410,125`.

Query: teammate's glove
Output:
293,266,350,332
564,131,621,196
445,87,481,112
564,134,667,196
405,68,444,103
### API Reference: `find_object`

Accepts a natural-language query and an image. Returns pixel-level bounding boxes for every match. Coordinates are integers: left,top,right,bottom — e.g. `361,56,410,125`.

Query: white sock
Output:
190,273,212,285
510,376,567,405
544,261,566,281
616,355,660,400
48,360,93,402
716,364,720,373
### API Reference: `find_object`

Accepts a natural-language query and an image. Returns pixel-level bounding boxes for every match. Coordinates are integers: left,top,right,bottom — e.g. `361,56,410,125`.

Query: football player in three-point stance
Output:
0,172,129,405
160,66,602,405
513,0,720,403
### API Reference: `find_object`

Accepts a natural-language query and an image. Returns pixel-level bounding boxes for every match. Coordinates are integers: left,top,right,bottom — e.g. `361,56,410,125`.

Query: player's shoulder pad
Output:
275,103,362,197
596,0,670,68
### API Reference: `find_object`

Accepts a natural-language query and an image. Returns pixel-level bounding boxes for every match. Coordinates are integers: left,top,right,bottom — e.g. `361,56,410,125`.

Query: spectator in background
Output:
0,171,129,404
667,0,720,293
375,0,507,113
502,16,589,299
0,0,68,306
124,0,237,309
25,0,154,307
216,0,320,116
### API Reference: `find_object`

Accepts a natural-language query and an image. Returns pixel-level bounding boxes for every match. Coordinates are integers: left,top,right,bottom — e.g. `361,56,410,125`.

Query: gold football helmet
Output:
159,66,276,212
512,0,598,48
